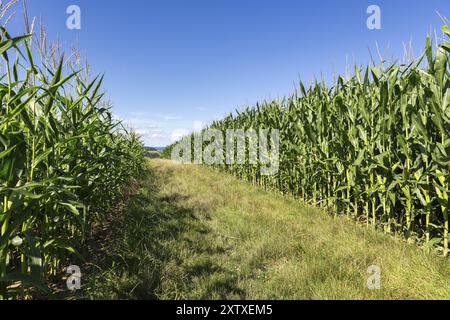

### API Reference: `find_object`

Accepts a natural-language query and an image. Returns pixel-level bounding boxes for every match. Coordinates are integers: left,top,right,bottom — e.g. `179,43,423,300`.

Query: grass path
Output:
85,160,450,300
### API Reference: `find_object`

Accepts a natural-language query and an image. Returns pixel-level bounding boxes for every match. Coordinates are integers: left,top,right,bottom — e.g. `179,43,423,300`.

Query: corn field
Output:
0,24,145,298
166,26,450,256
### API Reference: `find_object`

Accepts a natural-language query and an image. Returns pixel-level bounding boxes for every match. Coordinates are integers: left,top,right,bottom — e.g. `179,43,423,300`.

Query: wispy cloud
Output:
170,129,190,142
114,112,205,147
112,114,170,146
161,114,181,121
150,133,165,139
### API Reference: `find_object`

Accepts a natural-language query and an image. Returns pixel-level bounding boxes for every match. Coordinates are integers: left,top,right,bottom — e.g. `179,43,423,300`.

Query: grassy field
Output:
83,160,450,300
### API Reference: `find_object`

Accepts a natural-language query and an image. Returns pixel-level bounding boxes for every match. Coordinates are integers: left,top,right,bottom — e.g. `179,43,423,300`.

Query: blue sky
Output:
7,0,450,146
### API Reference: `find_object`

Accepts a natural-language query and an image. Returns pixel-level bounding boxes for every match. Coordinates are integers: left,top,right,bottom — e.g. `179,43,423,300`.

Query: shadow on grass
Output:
83,164,245,300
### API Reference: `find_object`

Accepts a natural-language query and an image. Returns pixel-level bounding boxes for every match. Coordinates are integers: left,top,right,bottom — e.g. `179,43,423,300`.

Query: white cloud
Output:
170,129,190,142
161,115,181,121
114,112,206,147
150,133,165,139
135,129,149,136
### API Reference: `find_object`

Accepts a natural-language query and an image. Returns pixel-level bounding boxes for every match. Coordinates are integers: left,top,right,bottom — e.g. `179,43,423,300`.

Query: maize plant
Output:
166,25,450,256
0,24,145,299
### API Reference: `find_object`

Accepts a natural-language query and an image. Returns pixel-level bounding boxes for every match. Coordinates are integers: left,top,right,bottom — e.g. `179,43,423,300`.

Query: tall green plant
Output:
0,24,145,299
166,25,450,256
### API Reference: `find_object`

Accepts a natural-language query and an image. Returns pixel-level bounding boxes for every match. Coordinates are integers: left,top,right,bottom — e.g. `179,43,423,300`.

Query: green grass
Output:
84,160,450,300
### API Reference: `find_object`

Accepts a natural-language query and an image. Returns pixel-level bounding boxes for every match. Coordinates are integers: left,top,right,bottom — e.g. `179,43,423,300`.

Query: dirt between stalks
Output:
38,179,142,300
